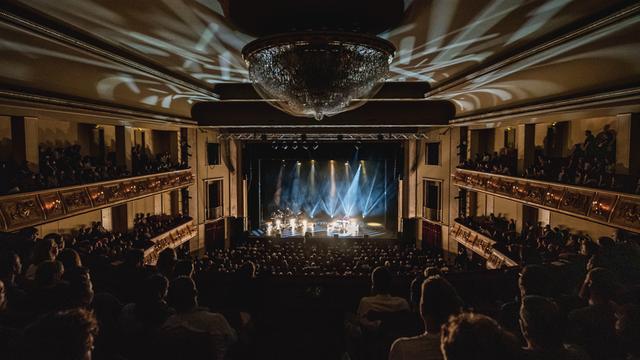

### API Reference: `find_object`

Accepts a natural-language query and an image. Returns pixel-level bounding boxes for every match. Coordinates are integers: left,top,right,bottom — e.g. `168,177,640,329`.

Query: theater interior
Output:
1,1,640,359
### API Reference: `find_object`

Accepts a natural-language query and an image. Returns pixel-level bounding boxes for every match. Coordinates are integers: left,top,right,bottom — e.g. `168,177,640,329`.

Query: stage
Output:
250,218,394,239
244,142,402,240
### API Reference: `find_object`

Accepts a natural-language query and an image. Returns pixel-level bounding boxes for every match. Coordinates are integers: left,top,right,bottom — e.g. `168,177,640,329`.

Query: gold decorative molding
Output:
449,222,518,269
0,169,194,232
453,169,640,233
143,220,197,265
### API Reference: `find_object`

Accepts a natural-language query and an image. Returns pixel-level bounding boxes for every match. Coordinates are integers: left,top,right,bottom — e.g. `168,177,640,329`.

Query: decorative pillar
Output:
11,116,39,172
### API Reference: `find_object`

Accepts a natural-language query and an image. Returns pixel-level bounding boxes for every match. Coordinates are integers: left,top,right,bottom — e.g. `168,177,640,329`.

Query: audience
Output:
458,147,517,175
457,214,596,263
0,213,638,360
0,143,187,195
459,125,640,194
199,238,445,277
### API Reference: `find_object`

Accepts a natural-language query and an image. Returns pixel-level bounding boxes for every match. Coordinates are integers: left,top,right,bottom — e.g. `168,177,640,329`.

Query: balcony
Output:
0,169,194,232
143,219,197,265
452,168,640,233
449,221,518,269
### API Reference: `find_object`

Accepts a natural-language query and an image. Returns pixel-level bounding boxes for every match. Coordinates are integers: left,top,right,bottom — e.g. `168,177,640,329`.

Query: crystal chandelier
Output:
242,32,395,120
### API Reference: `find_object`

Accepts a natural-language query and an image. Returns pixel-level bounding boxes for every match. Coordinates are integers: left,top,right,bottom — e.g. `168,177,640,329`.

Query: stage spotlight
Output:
282,143,288,150
296,161,301,166
312,142,319,150
344,162,349,166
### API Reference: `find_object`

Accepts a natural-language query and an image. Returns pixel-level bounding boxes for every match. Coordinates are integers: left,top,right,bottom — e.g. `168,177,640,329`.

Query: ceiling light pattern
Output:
242,32,395,120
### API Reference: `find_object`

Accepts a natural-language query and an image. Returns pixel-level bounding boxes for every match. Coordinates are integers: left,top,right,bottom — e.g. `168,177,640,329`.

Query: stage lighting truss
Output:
217,133,429,141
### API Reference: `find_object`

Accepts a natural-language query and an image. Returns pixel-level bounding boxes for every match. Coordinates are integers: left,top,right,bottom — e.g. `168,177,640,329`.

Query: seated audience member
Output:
0,279,6,314
0,251,24,309
568,267,622,360
519,295,589,360
162,276,237,358
174,259,194,278
616,305,640,360
0,278,20,359
26,260,69,316
20,308,99,360
115,249,148,302
120,274,174,335
44,233,65,252
156,248,177,279
389,275,463,360
91,293,124,360
25,237,58,280
357,266,410,332
65,266,94,309
58,248,82,268
441,312,522,360
500,265,553,335
58,248,83,281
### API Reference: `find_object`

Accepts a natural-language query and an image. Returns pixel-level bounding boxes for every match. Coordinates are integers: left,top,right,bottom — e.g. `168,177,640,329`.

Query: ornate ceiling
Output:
0,0,638,127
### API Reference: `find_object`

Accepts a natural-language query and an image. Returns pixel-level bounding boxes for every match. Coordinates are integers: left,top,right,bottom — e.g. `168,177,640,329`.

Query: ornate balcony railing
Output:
143,220,197,265
452,168,640,233
0,169,194,232
449,221,518,269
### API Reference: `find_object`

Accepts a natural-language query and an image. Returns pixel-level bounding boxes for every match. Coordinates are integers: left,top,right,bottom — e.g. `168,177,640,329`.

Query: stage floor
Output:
250,221,393,238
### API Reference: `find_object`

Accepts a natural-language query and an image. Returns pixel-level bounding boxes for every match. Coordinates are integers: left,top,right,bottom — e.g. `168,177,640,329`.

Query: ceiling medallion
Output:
242,31,395,120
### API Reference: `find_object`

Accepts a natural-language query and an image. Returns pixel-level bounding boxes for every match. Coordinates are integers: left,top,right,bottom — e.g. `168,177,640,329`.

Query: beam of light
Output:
309,160,316,192
266,159,387,221
273,161,284,207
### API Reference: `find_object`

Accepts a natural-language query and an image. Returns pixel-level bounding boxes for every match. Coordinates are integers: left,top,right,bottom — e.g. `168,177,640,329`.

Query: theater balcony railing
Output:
0,169,194,232
143,219,197,265
449,221,518,269
452,168,640,233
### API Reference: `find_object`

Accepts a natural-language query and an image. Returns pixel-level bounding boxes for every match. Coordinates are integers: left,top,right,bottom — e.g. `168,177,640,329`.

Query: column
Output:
517,123,535,175
115,126,133,172
615,113,640,175
11,116,39,172
111,204,131,233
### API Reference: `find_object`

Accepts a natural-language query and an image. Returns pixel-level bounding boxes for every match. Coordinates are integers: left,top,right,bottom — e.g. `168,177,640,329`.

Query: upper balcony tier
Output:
453,168,640,234
0,169,193,232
